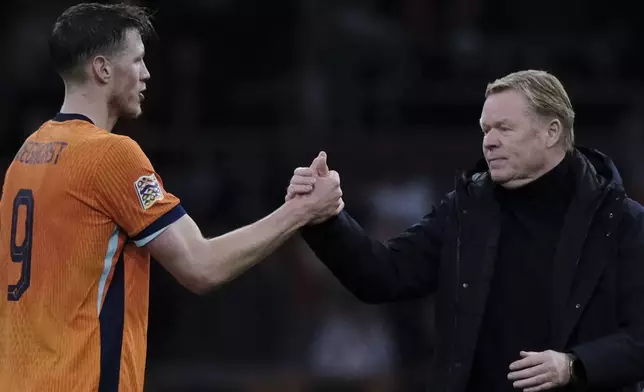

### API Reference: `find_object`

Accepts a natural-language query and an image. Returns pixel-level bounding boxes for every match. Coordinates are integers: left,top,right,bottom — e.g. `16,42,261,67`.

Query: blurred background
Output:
1,0,643,390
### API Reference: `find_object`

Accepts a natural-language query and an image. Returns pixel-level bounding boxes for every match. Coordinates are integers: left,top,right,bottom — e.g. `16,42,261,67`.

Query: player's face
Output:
109,29,150,119
479,89,551,188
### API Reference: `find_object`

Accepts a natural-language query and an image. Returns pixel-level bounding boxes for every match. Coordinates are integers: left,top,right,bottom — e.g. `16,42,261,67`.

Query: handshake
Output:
285,151,345,225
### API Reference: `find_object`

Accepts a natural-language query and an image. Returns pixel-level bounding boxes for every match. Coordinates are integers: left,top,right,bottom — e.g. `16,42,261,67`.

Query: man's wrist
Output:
567,354,577,383
567,353,587,387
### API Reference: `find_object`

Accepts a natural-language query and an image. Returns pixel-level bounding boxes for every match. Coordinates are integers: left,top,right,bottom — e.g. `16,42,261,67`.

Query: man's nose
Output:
483,130,500,150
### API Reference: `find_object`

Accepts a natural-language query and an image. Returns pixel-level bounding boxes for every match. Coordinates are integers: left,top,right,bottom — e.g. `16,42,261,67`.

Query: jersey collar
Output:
52,113,94,124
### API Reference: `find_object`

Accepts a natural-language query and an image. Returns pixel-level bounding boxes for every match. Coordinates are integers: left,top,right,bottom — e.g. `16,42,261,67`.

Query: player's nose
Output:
141,61,151,81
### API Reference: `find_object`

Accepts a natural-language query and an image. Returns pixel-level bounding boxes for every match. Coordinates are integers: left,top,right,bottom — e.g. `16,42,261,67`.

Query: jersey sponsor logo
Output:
134,174,164,210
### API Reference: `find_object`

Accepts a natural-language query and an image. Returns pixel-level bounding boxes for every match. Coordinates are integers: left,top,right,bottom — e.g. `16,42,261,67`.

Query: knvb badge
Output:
134,174,164,210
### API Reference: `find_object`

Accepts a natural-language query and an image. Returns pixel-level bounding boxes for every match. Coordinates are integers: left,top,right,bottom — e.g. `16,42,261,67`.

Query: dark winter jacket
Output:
301,147,644,392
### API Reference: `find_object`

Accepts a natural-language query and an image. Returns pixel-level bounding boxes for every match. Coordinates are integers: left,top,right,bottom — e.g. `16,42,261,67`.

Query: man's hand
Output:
286,151,344,224
285,151,330,202
508,350,572,392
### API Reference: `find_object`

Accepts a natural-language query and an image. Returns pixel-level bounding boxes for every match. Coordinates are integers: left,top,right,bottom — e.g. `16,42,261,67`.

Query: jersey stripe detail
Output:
97,227,119,314
98,251,125,392
133,226,169,247
130,204,186,244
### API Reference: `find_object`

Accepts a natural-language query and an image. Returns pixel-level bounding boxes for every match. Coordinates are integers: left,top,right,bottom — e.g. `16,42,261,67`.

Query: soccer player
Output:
0,3,343,391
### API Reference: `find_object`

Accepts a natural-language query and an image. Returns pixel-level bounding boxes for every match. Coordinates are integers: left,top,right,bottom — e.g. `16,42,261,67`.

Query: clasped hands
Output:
285,151,344,224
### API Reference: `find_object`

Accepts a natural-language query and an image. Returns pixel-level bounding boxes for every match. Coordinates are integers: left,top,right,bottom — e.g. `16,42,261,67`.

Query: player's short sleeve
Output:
94,137,186,247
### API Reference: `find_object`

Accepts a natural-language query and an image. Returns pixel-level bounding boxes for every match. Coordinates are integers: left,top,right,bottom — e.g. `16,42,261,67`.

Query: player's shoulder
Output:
91,133,154,175
52,122,144,158
62,129,143,168
99,133,147,158
90,131,138,149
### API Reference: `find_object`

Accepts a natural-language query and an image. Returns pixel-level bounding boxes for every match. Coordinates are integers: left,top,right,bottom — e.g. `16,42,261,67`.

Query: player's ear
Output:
91,55,112,85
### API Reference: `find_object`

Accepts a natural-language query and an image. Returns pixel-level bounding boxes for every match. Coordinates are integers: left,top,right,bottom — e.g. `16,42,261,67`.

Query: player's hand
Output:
287,151,344,224
285,152,337,200
508,350,572,392
285,167,317,201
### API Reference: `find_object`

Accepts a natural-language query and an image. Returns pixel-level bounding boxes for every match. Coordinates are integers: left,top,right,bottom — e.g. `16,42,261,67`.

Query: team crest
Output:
134,174,164,210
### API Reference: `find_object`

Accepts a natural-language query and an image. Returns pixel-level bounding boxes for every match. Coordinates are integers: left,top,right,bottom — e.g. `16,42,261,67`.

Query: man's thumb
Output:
313,151,329,176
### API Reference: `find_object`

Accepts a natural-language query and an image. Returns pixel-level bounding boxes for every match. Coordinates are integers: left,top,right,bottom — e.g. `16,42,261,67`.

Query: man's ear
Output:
545,118,563,149
91,55,112,85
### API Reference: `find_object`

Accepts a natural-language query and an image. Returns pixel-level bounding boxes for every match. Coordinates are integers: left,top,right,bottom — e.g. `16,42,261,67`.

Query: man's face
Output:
480,89,550,188
108,29,150,119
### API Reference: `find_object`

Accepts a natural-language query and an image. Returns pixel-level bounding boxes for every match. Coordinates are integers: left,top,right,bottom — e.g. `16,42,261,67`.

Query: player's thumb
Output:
313,151,329,177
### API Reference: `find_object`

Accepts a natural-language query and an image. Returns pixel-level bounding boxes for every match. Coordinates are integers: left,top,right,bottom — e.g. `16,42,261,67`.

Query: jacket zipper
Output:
575,187,614,266
449,198,463,385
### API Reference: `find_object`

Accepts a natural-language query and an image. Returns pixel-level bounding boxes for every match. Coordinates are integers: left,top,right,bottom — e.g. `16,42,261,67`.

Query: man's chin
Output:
123,106,143,119
489,170,509,184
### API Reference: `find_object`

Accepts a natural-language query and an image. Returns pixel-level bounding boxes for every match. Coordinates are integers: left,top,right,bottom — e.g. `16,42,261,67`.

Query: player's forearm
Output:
194,200,309,291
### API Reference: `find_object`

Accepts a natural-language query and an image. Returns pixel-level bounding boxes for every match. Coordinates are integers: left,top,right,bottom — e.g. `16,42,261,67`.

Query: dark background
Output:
1,0,643,390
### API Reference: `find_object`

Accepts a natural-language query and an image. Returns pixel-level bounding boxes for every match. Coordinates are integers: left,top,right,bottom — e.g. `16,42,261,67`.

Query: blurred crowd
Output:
1,0,643,390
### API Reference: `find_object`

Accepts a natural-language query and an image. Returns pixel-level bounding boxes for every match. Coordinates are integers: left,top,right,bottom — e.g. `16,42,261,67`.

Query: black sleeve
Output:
572,198,644,388
300,192,454,304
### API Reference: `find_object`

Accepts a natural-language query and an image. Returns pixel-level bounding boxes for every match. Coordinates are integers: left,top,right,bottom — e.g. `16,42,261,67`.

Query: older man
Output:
287,70,644,392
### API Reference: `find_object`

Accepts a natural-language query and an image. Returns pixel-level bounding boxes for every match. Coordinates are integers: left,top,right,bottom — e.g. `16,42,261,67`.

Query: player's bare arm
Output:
146,152,342,294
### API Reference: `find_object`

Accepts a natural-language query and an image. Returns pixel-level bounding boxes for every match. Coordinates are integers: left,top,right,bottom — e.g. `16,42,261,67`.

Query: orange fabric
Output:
0,118,181,391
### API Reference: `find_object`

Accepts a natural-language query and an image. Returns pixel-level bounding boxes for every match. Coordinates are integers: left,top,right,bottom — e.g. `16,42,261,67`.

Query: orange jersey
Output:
0,113,185,391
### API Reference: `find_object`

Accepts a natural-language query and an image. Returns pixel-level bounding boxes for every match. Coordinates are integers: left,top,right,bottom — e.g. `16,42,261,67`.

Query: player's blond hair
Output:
485,70,575,151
